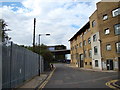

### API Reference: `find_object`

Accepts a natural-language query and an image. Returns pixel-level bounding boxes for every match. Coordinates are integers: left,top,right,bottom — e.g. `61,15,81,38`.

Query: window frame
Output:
103,14,108,20
83,40,86,46
94,46,98,55
112,7,120,17
88,37,91,44
89,49,92,58
116,42,120,53
104,28,110,35
93,34,97,42
95,60,99,67
79,42,82,47
92,20,96,27
106,44,111,51
114,23,120,35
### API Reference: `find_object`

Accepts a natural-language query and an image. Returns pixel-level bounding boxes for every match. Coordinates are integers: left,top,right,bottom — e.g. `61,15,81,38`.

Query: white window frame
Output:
112,8,120,17
103,14,108,20
105,28,110,35
106,44,111,51
116,42,120,53
89,49,92,58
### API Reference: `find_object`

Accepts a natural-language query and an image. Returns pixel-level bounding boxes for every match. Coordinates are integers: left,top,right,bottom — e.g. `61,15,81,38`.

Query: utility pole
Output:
33,18,36,51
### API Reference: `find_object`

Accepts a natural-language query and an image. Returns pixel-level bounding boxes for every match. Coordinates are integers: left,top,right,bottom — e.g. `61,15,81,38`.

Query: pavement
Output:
16,70,51,89
16,63,120,89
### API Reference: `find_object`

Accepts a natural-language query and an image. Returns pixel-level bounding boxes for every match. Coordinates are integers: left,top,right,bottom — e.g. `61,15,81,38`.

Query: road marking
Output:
106,79,120,89
39,67,56,89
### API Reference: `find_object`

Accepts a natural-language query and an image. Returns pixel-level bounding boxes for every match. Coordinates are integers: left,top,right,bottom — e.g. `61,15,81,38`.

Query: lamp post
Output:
38,34,50,76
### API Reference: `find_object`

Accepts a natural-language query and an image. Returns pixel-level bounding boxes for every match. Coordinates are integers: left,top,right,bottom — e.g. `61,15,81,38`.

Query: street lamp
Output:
38,34,50,76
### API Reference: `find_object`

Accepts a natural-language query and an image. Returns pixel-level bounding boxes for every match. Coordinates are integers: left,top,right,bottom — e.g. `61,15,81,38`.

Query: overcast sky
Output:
0,0,101,49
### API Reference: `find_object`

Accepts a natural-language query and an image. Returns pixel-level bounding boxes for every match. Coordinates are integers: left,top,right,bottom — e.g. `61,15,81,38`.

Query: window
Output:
77,44,79,48
90,62,92,65
89,49,92,57
84,31,87,34
88,37,91,44
93,34,97,42
75,45,77,49
106,44,111,51
95,60,98,67
80,42,82,47
105,28,110,35
94,46,98,55
85,62,87,65
114,24,120,35
83,40,86,46
84,50,87,57
103,14,108,20
112,8,120,17
80,35,82,37
92,20,96,27
116,42,120,53
88,28,90,31
73,46,74,50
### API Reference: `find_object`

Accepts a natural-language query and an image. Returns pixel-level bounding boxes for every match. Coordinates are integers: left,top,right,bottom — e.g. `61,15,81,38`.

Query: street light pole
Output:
38,34,50,76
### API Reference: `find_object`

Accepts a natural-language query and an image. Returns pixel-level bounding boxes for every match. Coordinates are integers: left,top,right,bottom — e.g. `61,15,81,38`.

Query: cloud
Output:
1,0,101,49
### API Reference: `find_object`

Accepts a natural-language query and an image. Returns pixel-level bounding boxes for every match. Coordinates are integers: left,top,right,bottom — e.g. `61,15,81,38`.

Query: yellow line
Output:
39,67,56,89
106,80,120,89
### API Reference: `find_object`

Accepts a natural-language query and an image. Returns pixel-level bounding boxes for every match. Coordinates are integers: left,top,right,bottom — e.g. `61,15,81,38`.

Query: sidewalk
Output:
67,64,117,72
17,71,50,89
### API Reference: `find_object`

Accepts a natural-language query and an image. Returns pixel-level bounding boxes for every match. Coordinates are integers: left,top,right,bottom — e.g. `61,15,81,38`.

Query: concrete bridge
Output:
50,49,70,55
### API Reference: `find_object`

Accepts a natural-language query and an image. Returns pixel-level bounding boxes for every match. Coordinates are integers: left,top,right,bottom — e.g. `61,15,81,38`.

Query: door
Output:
80,54,84,68
107,59,114,70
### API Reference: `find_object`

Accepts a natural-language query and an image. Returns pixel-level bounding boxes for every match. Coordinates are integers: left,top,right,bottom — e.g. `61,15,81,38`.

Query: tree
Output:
0,19,11,43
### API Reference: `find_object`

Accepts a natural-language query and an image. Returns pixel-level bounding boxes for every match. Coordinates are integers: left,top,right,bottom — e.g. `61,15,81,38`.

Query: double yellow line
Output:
39,67,56,89
106,79,120,89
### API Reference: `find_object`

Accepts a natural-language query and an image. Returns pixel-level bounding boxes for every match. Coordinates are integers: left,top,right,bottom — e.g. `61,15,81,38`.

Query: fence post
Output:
10,42,13,88
0,29,2,90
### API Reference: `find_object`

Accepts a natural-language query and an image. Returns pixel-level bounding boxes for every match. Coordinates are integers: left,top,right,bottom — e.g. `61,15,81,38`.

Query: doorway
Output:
106,59,114,70
80,54,84,68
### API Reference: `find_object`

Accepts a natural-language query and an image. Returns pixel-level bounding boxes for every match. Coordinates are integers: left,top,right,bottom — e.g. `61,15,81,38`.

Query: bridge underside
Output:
51,50,70,55
50,50,70,62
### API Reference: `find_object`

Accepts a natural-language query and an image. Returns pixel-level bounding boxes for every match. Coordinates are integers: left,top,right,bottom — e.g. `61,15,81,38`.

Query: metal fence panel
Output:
2,42,44,88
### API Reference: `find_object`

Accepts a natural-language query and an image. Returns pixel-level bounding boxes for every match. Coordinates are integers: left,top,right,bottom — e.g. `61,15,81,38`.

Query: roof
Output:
69,21,90,41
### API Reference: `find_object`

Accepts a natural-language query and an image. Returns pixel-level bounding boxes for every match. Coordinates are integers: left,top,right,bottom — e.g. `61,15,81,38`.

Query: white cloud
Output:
1,0,100,49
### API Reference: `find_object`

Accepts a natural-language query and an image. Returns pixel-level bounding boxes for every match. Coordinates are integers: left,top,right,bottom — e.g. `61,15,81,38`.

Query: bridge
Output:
50,49,70,55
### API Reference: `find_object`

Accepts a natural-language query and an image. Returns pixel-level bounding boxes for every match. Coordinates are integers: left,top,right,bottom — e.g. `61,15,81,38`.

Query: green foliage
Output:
20,44,54,63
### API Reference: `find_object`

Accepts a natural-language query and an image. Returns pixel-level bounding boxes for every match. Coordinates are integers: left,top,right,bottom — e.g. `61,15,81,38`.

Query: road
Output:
44,64,118,88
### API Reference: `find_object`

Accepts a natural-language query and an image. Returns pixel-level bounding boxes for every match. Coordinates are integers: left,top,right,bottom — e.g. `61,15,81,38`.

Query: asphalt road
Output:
44,64,118,88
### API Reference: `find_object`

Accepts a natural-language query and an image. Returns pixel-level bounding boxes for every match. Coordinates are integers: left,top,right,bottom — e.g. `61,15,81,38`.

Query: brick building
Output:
69,1,120,71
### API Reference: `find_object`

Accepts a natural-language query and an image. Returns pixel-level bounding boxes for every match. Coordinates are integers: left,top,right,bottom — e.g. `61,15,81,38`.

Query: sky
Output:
0,0,101,49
